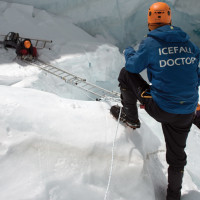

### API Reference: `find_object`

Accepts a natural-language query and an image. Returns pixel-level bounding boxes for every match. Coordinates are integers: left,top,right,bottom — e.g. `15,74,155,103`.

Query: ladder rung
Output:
51,69,60,73
62,74,71,78
56,72,65,76
42,65,53,69
93,89,104,94
62,76,74,81
66,77,76,82
85,86,96,90
73,80,82,85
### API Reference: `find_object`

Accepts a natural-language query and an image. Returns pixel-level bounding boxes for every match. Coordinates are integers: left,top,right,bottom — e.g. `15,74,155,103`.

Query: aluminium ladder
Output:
24,58,121,102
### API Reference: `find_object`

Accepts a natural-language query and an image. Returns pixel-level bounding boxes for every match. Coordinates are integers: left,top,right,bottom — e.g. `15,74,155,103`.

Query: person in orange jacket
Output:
16,39,37,60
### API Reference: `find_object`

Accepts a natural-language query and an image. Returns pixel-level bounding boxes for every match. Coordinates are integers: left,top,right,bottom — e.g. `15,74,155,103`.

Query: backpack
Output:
4,32,20,49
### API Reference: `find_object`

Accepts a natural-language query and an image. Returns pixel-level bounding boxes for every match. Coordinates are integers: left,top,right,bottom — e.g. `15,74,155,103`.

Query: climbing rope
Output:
104,106,122,200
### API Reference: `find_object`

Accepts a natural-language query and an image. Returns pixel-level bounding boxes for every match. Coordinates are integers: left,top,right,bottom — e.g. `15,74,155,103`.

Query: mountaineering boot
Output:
166,166,184,200
110,105,140,129
110,87,140,129
120,87,139,119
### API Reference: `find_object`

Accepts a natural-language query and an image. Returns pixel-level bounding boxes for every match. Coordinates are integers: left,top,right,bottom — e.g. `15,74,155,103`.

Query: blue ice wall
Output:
3,0,200,50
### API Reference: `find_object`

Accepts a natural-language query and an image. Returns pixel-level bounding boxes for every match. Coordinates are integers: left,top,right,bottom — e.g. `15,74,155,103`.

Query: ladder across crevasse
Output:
25,59,121,102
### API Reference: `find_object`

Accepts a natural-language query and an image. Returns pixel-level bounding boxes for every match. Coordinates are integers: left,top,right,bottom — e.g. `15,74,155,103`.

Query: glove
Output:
123,46,134,55
21,54,33,61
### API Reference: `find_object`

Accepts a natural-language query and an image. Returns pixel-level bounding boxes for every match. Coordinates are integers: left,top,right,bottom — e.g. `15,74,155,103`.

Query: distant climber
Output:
16,39,37,61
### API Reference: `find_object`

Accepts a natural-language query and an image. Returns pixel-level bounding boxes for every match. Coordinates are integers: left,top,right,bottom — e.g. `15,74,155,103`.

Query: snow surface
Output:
0,1,200,200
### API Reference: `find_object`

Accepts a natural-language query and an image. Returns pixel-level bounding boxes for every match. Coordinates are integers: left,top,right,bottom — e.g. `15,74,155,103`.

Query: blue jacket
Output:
124,25,200,114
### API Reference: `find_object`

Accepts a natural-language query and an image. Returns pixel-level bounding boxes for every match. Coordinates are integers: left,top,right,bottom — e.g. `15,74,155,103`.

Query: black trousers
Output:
118,67,194,168
118,67,194,199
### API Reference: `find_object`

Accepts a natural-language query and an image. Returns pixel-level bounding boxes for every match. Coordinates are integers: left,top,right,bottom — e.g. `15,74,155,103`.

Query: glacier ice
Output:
2,0,200,50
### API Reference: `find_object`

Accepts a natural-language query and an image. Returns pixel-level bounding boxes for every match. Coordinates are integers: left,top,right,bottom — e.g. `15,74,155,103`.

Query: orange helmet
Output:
24,40,31,49
148,2,171,31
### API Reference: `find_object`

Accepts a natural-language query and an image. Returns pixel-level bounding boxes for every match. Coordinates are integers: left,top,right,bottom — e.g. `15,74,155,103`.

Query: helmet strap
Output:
148,22,171,31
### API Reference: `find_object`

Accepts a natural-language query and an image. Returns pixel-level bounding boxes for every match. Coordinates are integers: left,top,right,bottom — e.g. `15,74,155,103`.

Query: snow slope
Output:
0,2,200,200
0,85,200,200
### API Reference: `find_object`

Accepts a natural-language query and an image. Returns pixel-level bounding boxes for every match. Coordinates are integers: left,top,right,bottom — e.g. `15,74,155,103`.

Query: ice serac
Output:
0,85,150,200
2,0,200,50
173,0,200,17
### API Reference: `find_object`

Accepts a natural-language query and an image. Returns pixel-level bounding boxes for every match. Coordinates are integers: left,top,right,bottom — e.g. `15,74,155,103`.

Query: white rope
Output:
104,106,122,200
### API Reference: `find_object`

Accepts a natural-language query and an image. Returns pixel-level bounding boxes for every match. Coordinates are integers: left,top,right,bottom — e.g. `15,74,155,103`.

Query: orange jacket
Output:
197,104,200,111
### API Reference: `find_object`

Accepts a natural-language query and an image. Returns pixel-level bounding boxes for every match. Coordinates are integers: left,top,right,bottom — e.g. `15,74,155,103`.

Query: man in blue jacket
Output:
110,2,200,200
